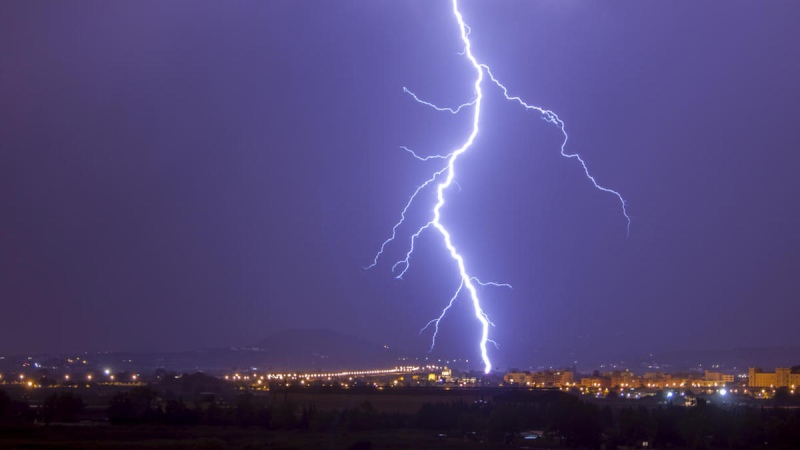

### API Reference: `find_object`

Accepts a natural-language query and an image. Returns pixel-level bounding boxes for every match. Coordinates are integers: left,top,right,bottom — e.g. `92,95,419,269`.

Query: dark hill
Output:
252,329,399,372
641,346,800,372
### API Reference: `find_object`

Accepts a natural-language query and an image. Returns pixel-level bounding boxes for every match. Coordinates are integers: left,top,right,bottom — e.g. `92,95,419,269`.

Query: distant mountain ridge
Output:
3,333,797,375
0,329,403,375
251,328,400,371
639,345,800,371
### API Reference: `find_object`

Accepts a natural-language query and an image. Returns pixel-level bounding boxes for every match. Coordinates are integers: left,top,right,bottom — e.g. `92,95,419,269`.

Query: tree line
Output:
2,381,800,448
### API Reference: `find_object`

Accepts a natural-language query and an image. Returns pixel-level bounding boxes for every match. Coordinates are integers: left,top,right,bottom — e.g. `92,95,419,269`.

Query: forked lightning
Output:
368,0,629,374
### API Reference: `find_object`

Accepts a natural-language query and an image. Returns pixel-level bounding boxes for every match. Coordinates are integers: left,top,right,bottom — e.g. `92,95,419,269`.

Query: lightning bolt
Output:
368,0,630,374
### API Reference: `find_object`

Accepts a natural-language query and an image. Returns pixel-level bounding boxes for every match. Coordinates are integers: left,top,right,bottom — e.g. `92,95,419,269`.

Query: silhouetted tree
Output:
235,392,258,426
270,401,298,429
487,404,521,441
108,386,159,424
163,398,198,425
0,390,10,419
108,392,136,424
773,387,792,405
652,406,683,447
343,401,378,432
42,392,84,424
728,406,765,448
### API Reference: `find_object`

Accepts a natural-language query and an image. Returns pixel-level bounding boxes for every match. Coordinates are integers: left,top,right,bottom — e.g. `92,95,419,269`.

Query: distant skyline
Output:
2,1,799,369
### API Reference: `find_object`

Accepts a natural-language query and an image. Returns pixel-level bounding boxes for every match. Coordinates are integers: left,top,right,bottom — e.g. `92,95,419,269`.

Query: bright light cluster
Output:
224,366,431,382
262,366,421,380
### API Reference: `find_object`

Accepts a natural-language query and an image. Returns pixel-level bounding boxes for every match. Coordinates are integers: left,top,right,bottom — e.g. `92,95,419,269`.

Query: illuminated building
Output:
580,377,611,389
503,372,528,385
704,370,734,384
440,367,452,382
608,370,641,389
528,370,574,387
749,367,800,388
503,370,574,387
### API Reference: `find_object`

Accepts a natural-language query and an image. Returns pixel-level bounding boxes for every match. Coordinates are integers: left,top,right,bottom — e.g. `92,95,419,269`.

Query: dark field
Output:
273,387,497,414
4,384,509,412
0,425,492,450
0,386,525,449
3,384,131,407
4,383,800,449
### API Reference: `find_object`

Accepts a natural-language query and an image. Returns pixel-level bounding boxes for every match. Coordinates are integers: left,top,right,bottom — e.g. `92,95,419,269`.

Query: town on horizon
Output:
2,348,798,402
3,346,799,448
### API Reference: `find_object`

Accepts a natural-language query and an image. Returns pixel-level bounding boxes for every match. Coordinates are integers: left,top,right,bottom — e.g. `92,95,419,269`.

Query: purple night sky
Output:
1,1,798,369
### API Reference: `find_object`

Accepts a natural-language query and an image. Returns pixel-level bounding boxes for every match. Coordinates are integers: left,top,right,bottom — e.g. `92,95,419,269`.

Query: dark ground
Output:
0,425,492,450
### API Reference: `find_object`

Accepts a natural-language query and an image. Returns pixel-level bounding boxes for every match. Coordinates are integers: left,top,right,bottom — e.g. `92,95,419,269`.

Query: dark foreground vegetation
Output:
1,376,800,449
